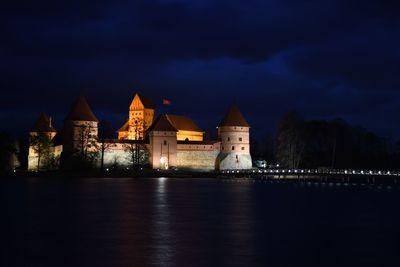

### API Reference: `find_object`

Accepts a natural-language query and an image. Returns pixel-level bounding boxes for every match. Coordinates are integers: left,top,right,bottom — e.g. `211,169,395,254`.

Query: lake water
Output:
0,177,399,267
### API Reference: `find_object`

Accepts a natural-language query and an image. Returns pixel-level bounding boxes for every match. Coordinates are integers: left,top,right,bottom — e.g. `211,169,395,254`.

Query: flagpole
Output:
162,98,172,114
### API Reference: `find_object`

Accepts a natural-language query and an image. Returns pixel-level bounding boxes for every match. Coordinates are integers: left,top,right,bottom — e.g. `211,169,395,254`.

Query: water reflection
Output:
151,177,175,266
1,178,400,266
224,182,255,265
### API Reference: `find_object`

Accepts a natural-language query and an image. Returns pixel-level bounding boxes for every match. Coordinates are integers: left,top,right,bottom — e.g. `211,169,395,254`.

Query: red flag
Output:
163,99,172,105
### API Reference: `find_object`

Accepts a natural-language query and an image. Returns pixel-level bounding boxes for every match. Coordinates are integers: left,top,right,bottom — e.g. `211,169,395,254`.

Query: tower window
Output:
222,146,224,150
239,137,242,141
232,146,235,150
227,137,230,141
164,140,167,146
241,147,245,150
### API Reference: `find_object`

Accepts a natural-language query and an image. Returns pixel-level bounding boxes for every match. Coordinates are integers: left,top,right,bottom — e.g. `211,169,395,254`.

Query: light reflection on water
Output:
0,177,399,267
152,177,174,266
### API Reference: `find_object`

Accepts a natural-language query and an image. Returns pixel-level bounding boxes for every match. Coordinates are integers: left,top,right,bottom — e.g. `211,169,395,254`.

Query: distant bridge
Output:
219,168,400,184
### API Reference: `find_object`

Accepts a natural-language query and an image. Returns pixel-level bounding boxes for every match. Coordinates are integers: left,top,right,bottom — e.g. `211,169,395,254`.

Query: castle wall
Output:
176,143,220,171
102,140,221,171
102,143,150,169
28,145,63,171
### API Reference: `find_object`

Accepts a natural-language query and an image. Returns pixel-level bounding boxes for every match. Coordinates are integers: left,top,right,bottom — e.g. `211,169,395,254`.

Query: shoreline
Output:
1,170,400,186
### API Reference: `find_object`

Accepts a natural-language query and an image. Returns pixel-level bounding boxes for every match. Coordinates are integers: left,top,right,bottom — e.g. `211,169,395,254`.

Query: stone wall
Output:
28,145,62,171
103,149,131,168
216,152,252,170
102,143,150,169
176,149,219,171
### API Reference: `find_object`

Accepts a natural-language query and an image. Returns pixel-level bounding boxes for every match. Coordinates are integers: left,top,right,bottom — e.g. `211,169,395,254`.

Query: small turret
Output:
216,104,252,170
28,113,58,171
30,113,57,139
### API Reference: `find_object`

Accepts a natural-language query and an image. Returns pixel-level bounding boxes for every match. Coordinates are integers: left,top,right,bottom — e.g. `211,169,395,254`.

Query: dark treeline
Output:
253,111,399,170
0,133,21,173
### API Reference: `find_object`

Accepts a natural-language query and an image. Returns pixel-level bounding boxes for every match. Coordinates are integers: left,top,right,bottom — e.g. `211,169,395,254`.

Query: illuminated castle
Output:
28,93,252,172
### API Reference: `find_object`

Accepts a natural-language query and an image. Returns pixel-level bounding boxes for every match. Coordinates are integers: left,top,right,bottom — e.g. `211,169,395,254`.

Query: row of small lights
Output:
222,169,399,176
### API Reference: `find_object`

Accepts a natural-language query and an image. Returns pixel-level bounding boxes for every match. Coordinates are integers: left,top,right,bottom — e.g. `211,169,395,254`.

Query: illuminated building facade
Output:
117,93,155,140
28,93,252,171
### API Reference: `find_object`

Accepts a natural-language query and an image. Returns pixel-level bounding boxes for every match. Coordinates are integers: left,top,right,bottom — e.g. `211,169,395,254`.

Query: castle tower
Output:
28,113,58,171
117,93,155,140
216,104,252,170
30,113,57,139
62,96,99,155
147,115,178,170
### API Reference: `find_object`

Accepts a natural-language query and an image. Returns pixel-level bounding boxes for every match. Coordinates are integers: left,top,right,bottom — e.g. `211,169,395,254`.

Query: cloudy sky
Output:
1,0,400,139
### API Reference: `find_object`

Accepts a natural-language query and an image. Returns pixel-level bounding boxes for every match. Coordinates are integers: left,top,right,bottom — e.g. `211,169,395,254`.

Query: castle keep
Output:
28,94,252,172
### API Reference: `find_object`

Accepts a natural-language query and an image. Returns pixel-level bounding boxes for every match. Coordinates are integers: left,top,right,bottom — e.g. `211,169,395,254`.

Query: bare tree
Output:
276,111,306,169
98,139,115,171
98,120,116,171
123,141,149,170
75,124,99,169
123,118,150,169
30,133,54,171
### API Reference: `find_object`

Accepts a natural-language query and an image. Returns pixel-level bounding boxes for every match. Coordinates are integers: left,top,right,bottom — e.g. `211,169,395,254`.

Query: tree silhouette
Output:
30,133,54,171
0,133,20,173
98,120,116,171
276,111,306,168
123,118,149,170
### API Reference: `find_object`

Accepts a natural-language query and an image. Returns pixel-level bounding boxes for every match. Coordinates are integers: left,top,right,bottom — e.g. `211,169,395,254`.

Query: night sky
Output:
2,0,400,140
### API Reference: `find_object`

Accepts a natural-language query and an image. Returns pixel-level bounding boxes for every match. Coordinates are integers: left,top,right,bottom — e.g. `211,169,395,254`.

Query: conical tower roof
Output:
147,115,178,132
31,113,57,132
65,96,98,122
218,104,250,127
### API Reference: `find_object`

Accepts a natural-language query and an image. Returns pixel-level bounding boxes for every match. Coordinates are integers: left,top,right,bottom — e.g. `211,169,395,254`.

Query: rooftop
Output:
218,104,250,127
130,93,156,110
31,113,57,133
166,114,203,132
147,115,178,132
65,96,98,122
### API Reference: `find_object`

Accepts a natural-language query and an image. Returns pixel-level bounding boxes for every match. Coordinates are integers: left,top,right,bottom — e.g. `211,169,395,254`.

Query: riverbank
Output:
3,168,400,186
0,169,218,179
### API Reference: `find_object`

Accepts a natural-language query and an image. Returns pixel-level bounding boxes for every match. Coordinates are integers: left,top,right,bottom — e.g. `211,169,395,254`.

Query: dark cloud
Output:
1,0,400,139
